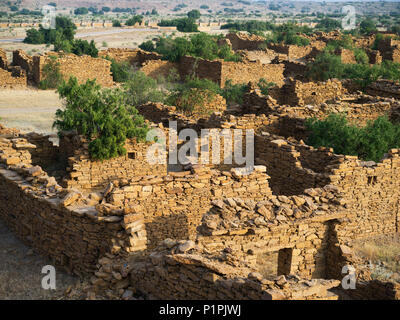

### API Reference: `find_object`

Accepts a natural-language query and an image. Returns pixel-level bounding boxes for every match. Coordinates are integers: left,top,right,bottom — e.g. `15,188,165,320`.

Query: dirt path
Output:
0,220,85,299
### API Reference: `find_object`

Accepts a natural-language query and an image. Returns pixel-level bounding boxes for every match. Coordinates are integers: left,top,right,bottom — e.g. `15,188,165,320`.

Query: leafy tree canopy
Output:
54,77,149,160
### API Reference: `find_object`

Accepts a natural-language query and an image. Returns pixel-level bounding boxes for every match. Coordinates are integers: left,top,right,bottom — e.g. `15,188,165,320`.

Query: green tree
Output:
112,20,122,27
54,77,149,160
177,18,198,32
187,9,201,20
126,15,143,26
74,7,89,15
316,18,341,32
360,18,377,35
71,39,98,57
23,28,44,44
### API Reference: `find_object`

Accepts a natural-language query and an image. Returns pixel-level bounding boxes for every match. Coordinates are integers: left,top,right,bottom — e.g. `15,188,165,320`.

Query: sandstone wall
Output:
140,60,179,80
197,189,347,279
128,243,340,300
268,44,314,60
61,134,167,190
0,67,27,87
0,48,7,69
178,56,223,84
226,32,266,51
0,136,146,275
280,79,347,106
221,61,285,87
107,166,273,248
13,50,33,76
99,48,162,66
32,53,114,87
335,48,356,64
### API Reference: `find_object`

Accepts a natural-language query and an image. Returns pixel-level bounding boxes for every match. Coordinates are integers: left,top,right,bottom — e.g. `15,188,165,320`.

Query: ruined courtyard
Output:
1,22,400,301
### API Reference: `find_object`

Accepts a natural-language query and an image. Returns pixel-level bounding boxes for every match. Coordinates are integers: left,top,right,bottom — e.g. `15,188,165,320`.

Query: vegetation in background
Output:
38,57,63,90
112,20,122,27
24,16,76,44
359,18,378,35
123,71,166,107
305,114,400,162
266,29,310,47
141,33,241,62
54,77,149,160
158,17,199,33
24,16,98,57
316,18,342,32
307,49,400,88
125,15,143,26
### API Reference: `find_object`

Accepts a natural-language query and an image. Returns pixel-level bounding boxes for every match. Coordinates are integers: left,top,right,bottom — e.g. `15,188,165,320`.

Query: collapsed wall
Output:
0,49,27,87
226,32,266,51
98,48,162,66
0,67,27,87
128,242,341,300
105,166,272,249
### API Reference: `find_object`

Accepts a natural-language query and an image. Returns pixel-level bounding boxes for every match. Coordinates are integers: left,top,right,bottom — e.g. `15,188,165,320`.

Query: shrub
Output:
54,77,149,160
360,18,377,35
126,15,143,26
109,58,132,83
306,51,344,81
139,40,155,52
71,39,98,57
257,79,276,95
123,71,166,107
305,114,400,162
221,80,247,105
353,48,369,64
38,57,63,90
167,77,221,114
112,20,122,27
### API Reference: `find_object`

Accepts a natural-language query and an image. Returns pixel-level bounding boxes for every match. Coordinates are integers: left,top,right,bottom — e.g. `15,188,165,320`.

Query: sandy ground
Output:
0,219,82,300
0,88,62,135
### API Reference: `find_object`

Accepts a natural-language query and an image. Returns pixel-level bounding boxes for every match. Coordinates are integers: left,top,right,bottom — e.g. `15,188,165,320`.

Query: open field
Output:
0,88,61,135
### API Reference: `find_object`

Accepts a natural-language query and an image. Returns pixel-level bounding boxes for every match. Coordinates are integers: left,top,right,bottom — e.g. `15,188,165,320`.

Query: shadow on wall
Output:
145,214,190,249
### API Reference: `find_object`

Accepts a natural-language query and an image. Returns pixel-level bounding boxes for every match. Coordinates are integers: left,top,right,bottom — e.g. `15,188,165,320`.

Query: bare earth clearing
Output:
0,220,81,299
0,88,61,135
